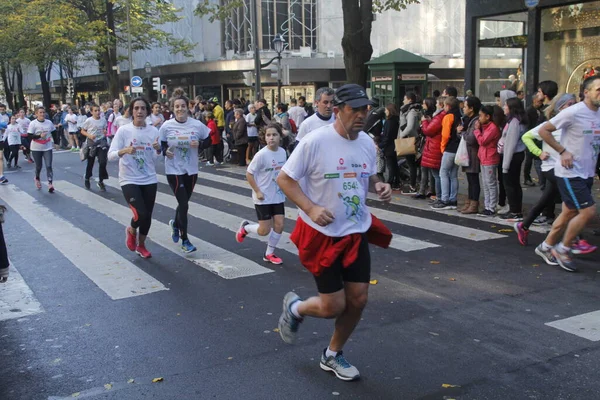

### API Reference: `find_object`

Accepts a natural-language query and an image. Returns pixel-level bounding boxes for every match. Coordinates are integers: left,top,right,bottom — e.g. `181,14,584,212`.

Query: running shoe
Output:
0,176,8,184
534,244,558,266
278,291,302,344
235,220,249,243
263,253,283,265
125,227,137,251
532,215,552,226
181,239,197,253
34,177,41,189
206,162,214,166
320,349,360,381
514,222,529,246
477,209,495,217
571,239,597,255
401,186,417,195
499,212,523,221
136,245,152,259
169,219,180,243
524,179,535,187
70,147,78,152
84,179,91,190
412,194,427,200
551,248,577,272
431,201,456,210
48,183,55,193
97,181,106,192
27,158,34,164
496,204,509,214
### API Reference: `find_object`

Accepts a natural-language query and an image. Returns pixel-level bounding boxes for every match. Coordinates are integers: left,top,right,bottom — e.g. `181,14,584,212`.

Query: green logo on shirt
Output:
324,173,340,179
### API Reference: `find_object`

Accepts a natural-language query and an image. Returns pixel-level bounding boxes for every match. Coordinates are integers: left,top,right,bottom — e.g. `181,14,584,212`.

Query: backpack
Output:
289,118,298,134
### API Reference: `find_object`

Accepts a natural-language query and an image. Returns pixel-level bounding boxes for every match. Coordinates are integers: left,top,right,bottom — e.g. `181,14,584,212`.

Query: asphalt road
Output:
1,150,599,400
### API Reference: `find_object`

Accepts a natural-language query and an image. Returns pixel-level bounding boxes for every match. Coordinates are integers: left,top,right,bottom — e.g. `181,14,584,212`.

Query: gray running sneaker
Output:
535,244,558,266
320,349,360,381
278,291,302,344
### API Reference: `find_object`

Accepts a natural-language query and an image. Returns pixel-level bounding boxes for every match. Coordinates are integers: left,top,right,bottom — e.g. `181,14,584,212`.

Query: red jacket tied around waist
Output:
290,214,393,276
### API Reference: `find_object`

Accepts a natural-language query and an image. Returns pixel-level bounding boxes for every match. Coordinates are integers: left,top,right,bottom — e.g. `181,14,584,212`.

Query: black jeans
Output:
466,172,481,201
8,144,19,166
121,183,158,236
207,143,223,163
405,154,418,187
385,154,400,187
502,151,525,214
236,144,248,166
523,169,558,229
85,146,108,181
31,150,53,182
167,174,197,240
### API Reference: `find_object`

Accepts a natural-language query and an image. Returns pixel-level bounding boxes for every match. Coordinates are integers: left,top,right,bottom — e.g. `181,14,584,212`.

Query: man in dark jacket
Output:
364,97,385,137
254,99,272,133
232,108,248,167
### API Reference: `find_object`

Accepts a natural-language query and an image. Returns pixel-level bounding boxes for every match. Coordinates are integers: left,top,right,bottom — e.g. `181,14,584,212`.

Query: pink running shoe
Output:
136,245,152,259
125,227,137,251
34,177,42,190
514,222,529,246
235,220,249,243
572,239,597,255
263,253,283,265
48,183,55,193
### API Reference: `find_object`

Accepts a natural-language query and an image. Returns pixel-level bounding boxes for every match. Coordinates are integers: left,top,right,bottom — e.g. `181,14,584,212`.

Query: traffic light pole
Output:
277,55,282,105
251,0,261,100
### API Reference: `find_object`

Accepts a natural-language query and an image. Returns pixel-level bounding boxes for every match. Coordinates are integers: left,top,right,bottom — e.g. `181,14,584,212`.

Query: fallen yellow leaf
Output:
152,377,163,383
430,261,440,264
369,279,378,285
71,393,81,398
532,264,539,267
104,383,112,390
273,328,280,332
491,225,497,228
498,229,513,233
449,278,456,281
442,383,461,388
127,378,135,384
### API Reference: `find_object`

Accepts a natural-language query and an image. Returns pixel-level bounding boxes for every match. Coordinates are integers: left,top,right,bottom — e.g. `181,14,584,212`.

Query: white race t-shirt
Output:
159,118,210,176
245,113,258,137
247,147,287,205
150,113,165,130
107,124,160,186
64,113,79,133
288,106,308,127
113,116,132,134
82,117,107,142
28,119,56,151
16,117,30,137
296,113,335,141
282,125,376,237
5,124,22,146
550,101,600,179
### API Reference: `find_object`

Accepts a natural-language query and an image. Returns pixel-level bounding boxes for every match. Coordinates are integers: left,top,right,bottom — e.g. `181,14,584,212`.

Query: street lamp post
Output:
272,34,284,105
144,62,152,99
126,0,134,98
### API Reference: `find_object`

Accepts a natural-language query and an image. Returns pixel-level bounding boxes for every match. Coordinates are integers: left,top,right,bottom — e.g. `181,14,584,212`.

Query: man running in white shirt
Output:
295,87,336,142
276,84,392,381
536,75,600,272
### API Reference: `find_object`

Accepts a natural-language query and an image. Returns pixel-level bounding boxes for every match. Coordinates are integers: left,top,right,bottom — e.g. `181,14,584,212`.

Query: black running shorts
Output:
255,202,285,221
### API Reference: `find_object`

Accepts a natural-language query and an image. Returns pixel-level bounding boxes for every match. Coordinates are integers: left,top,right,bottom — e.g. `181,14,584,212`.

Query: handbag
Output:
455,137,470,167
394,137,416,157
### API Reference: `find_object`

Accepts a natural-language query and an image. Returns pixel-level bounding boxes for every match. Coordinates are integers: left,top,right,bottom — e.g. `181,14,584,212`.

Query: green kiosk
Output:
366,48,433,107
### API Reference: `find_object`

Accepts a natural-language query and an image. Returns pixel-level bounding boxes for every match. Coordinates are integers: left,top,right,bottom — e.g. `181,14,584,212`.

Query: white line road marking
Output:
0,263,44,322
162,174,439,252
1,185,168,300
197,171,506,241
101,179,299,255
56,181,273,279
545,311,600,341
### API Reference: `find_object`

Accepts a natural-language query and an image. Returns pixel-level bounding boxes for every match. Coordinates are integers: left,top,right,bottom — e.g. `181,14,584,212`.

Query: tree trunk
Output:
341,0,374,87
0,63,14,110
38,65,52,109
105,0,120,98
16,65,25,108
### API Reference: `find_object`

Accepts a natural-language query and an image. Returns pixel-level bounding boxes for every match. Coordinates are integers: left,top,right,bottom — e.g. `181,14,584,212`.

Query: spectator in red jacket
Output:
416,96,445,200
474,105,502,216
205,112,223,166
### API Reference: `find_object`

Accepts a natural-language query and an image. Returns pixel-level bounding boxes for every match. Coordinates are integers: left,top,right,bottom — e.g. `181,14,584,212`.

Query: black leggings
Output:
498,155,506,207
385,154,400,186
405,154,418,187
167,174,197,240
503,151,525,214
9,144,19,166
85,147,108,181
523,169,559,229
121,183,157,236
236,144,248,166
466,172,481,201
31,150,53,182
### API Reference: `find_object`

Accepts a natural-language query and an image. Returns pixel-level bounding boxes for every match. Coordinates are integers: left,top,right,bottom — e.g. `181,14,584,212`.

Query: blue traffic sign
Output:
524,0,539,7
131,76,143,87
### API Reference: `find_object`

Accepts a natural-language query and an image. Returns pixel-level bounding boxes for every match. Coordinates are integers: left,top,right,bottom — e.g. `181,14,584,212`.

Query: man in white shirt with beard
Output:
295,87,336,142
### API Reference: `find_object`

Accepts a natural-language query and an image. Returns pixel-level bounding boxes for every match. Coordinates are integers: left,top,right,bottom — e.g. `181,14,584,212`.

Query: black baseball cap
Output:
333,84,374,108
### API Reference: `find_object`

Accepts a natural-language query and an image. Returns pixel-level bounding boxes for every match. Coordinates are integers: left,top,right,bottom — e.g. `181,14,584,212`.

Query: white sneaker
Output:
496,204,509,214
206,162,214,166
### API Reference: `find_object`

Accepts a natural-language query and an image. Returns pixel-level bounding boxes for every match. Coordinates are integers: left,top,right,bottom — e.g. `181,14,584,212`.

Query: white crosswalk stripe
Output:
0,263,43,322
57,181,274,279
194,171,506,242
1,185,168,300
159,174,440,252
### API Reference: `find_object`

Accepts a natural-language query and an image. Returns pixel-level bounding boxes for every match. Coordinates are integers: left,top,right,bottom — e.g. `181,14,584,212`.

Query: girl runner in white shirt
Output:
6,115,23,168
235,122,287,265
16,109,32,163
150,102,165,130
108,98,161,259
64,108,80,151
81,104,109,191
28,106,57,192
159,88,211,253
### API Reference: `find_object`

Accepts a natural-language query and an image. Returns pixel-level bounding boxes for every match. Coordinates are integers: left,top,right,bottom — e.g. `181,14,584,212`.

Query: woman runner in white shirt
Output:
150,102,165,130
159,88,211,253
6,115,23,168
28,106,57,192
108,98,161,259
235,122,287,264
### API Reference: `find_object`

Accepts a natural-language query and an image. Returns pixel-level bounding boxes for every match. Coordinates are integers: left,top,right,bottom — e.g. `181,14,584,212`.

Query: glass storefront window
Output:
539,1,600,95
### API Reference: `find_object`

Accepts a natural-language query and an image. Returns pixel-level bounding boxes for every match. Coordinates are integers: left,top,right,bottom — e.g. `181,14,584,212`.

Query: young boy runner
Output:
276,84,392,381
235,122,287,265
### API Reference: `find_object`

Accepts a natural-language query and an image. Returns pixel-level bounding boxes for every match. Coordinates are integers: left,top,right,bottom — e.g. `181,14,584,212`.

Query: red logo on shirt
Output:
339,158,344,165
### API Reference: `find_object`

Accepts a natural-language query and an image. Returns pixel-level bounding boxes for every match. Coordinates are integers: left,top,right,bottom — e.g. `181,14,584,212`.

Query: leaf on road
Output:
491,225,497,228
498,229,513,233
104,383,112,390
442,383,461,388
227,357,233,360
152,377,163,383
273,328,280,332
71,393,80,398
369,279,378,285
430,261,440,264
127,379,135,384
449,278,456,281
532,264,539,267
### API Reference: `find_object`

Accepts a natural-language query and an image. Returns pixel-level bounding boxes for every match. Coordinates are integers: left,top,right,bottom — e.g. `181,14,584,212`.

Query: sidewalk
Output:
213,162,600,234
